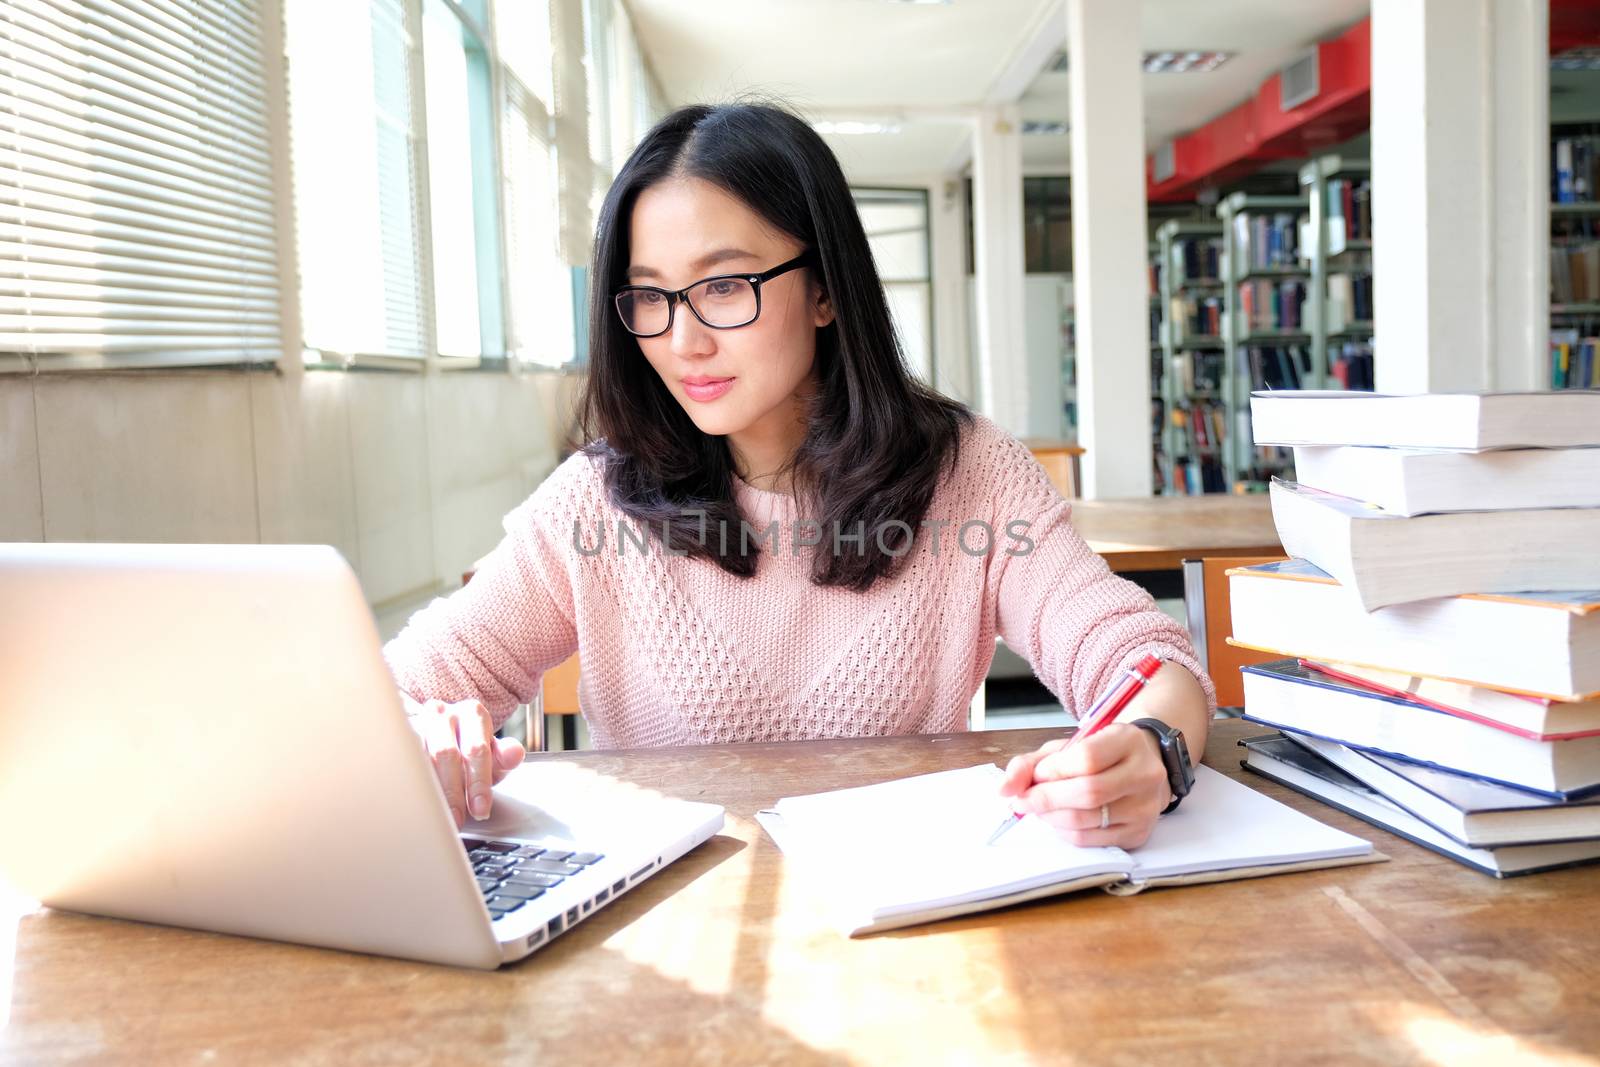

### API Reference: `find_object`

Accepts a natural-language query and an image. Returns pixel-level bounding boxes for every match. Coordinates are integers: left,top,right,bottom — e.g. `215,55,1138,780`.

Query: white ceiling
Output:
626,0,1372,183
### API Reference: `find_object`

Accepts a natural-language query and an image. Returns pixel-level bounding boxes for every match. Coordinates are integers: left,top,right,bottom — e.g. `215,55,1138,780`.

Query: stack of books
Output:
1229,390,1600,877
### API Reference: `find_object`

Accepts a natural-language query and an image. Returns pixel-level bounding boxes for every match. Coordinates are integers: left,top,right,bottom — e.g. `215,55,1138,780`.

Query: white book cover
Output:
1292,445,1600,517
1268,478,1600,611
1249,390,1600,450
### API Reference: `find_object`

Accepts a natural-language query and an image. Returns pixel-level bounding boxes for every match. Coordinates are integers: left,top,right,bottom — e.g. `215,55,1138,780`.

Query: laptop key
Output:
487,908,507,920
510,846,545,859
479,841,519,854
526,858,585,876
488,895,528,912
475,877,500,892
461,837,488,850
493,883,544,899
569,852,604,866
505,872,564,889
537,849,574,862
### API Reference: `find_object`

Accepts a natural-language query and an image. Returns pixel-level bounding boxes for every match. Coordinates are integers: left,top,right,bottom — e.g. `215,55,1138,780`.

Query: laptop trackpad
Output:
463,792,576,841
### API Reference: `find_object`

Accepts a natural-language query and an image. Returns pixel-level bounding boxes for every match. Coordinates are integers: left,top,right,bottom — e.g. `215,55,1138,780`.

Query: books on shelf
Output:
1175,236,1222,283
1244,346,1306,391
1291,443,1600,517
1553,133,1600,204
1239,734,1600,877
1550,330,1600,390
1239,659,1600,796
1238,278,1306,333
1325,271,1372,330
756,762,1376,936
1172,294,1223,339
1325,177,1372,246
1328,341,1375,391
1549,242,1600,304
1268,478,1600,610
1232,212,1303,272
1227,560,1600,701
1249,390,1600,450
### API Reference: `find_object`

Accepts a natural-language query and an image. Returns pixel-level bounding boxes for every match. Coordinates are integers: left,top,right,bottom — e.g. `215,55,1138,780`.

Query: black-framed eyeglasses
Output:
612,251,816,338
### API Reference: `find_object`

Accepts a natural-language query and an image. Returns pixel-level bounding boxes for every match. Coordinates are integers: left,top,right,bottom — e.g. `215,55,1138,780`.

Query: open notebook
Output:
757,764,1380,936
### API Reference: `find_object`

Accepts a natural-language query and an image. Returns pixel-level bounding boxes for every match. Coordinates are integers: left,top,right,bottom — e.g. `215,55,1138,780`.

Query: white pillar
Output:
1066,0,1151,499
970,105,1029,435
1372,0,1548,394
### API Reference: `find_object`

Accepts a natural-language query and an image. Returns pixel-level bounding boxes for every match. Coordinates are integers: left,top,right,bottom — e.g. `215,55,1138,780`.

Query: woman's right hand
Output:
401,696,526,827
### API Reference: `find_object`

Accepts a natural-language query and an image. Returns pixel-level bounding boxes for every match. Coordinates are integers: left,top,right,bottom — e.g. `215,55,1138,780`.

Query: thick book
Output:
1291,445,1600,517
1279,730,1600,847
756,763,1377,936
1249,390,1600,450
1240,734,1600,877
1227,560,1600,702
1239,659,1600,797
1269,478,1600,610
1302,660,1600,741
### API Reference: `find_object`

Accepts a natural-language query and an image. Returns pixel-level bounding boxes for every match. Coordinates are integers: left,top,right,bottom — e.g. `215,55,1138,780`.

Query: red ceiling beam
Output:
1147,5,1600,204
1146,18,1369,203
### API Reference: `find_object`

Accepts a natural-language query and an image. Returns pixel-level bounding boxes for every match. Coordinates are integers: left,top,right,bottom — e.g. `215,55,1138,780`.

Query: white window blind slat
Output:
0,67,273,181
3,164,276,243
2,115,275,205
5,9,271,142
1,207,278,268
2,0,282,366
0,279,279,311
2,147,276,232
0,239,279,288
13,0,268,113
82,0,268,95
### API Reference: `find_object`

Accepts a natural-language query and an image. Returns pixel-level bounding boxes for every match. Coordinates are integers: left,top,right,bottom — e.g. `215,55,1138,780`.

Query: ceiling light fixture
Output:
811,120,904,136
1143,50,1232,74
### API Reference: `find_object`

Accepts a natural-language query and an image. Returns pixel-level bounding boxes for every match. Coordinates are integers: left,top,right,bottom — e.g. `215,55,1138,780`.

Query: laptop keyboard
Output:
461,837,604,921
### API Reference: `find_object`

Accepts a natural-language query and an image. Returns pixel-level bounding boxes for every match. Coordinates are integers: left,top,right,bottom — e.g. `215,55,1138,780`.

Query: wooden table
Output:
6,719,1598,1065
1072,494,1282,572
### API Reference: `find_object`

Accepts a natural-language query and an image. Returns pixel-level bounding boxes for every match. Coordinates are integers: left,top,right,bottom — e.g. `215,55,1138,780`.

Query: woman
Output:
384,102,1215,848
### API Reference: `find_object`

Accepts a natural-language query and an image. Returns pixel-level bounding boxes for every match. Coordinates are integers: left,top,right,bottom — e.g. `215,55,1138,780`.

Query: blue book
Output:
1239,659,1600,799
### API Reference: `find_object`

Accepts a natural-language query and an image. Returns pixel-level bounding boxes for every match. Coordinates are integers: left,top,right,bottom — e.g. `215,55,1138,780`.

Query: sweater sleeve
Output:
984,434,1218,718
381,454,586,727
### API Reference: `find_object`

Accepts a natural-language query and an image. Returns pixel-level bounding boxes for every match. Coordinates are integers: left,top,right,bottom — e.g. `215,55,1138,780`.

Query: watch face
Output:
1172,734,1195,792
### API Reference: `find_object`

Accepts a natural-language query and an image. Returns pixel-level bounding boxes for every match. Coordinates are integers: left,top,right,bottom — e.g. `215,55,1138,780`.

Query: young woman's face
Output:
625,177,833,444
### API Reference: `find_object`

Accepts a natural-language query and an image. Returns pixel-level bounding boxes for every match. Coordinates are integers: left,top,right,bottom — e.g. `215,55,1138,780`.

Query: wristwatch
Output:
1132,718,1195,815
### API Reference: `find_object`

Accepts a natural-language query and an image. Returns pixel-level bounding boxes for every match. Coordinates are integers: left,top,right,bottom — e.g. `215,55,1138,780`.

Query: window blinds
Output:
0,0,283,369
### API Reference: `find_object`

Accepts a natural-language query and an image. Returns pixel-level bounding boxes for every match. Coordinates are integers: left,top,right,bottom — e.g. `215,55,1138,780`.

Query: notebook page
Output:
771,764,1130,921
1126,765,1372,880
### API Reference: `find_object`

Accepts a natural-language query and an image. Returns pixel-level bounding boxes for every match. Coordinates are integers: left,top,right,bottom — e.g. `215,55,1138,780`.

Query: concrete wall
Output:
0,368,582,638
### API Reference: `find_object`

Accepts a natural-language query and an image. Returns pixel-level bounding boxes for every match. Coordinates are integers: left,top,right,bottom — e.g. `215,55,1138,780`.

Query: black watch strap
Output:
1132,718,1195,815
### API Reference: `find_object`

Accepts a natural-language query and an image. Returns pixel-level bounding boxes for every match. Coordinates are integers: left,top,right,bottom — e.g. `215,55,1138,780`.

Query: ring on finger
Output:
1099,803,1110,830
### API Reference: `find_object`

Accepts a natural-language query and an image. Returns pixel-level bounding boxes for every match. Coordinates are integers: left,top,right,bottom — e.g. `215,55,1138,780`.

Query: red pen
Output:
986,653,1165,845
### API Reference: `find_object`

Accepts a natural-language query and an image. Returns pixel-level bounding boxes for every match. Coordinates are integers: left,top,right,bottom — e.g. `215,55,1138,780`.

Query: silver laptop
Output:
0,542,724,969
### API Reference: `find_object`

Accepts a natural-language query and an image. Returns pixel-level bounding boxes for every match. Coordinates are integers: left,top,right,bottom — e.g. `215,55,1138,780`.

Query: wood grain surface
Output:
4,719,1597,1066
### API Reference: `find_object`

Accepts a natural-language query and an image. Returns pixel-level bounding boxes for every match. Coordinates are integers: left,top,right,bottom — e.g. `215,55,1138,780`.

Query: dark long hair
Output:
576,101,973,592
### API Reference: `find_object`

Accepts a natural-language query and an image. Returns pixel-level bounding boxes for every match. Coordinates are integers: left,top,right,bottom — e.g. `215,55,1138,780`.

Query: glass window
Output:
287,0,427,360
853,188,933,385
422,0,505,359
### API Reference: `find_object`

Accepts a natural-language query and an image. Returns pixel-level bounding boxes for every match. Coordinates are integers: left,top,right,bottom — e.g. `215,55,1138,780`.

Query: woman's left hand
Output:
996,722,1173,849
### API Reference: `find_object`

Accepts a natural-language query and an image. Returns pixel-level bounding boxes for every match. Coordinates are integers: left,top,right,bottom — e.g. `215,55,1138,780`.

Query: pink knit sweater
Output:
382,414,1215,748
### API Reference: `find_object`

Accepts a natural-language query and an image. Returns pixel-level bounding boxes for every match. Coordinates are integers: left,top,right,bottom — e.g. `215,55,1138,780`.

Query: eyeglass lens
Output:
616,277,758,335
